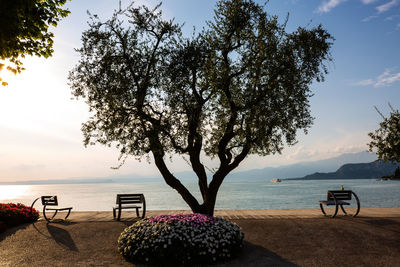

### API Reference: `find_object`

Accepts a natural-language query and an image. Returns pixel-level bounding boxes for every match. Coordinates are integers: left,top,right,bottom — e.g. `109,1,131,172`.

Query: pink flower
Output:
147,213,217,226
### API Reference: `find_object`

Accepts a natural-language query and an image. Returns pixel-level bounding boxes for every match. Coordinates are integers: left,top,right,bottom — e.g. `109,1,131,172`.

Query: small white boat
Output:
270,178,282,183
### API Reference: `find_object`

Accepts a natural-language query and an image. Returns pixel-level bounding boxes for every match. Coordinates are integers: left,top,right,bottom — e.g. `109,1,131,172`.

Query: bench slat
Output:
113,205,141,209
327,190,352,201
117,199,142,203
116,194,143,204
41,196,59,206
118,196,142,199
319,200,350,206
45,207,72,211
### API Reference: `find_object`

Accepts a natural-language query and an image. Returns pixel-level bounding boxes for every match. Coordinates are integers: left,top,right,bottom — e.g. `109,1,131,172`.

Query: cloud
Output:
14,164,46,172
362,15,379,21
385,14,400,20
332,144,368,154
376,0,398,13
361,1,400,26
354,69,400,87
316,0,347,13
375,69,400,86
354,79,375,86
361,0,379,4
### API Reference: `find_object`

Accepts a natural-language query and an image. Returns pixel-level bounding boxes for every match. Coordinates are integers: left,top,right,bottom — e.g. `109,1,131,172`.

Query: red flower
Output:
0,202,39,227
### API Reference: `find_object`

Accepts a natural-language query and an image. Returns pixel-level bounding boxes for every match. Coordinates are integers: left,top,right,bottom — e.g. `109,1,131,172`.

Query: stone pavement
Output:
40,208,400,222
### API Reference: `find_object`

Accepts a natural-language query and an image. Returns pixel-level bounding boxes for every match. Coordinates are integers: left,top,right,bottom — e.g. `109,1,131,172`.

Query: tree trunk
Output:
152,151,202,212
151,135,248,217
191,191,217,216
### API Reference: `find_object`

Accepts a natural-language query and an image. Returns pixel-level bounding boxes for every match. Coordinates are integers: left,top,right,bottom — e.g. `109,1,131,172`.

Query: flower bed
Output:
0,203,39,231
118,213,244,264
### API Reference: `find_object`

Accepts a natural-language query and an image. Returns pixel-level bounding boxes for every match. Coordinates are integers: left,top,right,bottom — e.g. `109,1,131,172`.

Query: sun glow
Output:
0,185,30,201
0,67,19,87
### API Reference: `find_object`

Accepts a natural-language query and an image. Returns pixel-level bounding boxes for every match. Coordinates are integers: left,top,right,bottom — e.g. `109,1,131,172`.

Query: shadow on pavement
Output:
0,223,30,242
220,241,299,267
340,216,400,234
123,241,299,267
46,223,79,251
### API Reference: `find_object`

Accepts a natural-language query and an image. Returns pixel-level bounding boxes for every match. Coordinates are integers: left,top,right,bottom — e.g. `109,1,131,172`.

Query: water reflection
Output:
0,185,30,202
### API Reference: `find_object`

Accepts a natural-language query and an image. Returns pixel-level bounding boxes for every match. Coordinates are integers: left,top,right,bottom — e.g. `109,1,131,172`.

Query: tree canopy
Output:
368,104,400,164
0,0,70,86
69,0,333,215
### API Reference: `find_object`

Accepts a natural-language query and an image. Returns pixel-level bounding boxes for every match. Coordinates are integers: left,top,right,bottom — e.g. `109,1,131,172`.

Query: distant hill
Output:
227,151,377,180
0,151,380,185
286,160,400,180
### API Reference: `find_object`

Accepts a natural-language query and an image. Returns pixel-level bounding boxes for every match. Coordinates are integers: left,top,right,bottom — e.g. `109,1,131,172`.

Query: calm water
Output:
1,179,399,211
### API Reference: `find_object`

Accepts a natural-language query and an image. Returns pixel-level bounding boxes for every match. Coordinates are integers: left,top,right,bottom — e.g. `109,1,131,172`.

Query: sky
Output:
0,0,399,182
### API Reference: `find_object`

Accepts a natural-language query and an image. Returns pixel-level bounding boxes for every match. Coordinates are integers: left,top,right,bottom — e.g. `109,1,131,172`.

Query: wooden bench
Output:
31,196,73,222
113,194,146,221
319,190,360,218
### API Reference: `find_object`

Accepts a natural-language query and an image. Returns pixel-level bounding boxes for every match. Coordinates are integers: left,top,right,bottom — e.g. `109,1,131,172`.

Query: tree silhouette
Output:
0,0,70,86
69,0,333,215
368,104,400,169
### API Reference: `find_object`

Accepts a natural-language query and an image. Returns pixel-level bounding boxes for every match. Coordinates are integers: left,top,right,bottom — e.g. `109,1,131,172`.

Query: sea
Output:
1,179,399,211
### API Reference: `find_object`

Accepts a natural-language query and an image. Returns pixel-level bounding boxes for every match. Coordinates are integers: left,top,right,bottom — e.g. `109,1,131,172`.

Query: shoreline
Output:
41,208,400,222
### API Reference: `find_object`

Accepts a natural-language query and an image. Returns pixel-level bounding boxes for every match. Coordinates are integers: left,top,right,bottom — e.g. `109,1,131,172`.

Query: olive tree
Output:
69,0,333,215
368,104,400,166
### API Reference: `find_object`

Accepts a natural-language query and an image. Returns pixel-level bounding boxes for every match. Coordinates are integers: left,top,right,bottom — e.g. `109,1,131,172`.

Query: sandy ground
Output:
1,216,400,267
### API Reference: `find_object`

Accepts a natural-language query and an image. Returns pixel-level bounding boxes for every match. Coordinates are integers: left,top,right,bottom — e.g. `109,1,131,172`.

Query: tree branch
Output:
150,135,201,211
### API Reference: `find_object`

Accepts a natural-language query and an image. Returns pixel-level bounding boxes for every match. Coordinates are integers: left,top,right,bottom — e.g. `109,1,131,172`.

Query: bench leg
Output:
353,192,361,217
113,208,116,220
331,204,338,218
43,207,51,223
142,208,146,219
319,204,326,216
51,210,59,220
136,208,139,217
43,209,58,222
340,205,347,215
321,192,339,218
117,208,121,221
354,204,360,217
339,200,361,217
319,203,338,218
65,208,72,220
30,197,40,215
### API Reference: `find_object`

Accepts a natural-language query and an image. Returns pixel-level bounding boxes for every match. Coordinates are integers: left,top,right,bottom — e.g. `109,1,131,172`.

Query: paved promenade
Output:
43,208,400,222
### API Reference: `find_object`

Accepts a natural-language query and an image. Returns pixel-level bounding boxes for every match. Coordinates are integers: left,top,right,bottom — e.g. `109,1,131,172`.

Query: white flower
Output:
118,214,243,264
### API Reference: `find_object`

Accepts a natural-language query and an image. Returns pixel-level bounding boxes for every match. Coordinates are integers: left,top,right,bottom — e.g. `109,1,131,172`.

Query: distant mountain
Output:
0,151,380,185
227,151,377,180
287,160,400,180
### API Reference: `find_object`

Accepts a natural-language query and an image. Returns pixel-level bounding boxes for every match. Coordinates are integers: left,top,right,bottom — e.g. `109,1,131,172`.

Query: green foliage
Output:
69,0,333,215
118,214,244,264
368,104,400,164
0,0,70,85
